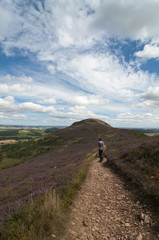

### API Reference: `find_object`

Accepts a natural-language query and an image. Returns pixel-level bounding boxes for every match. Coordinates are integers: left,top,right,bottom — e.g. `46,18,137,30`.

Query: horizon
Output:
1,1,159,128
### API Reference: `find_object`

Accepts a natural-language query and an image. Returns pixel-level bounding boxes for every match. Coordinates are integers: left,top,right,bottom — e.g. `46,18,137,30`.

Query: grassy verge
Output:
0,150,96,240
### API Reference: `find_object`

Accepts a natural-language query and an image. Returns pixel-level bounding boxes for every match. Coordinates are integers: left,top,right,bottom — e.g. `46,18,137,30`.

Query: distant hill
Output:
52,118,113,140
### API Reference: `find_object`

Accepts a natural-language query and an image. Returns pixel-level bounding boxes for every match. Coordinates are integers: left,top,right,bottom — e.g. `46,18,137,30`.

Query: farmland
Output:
0,126,60,144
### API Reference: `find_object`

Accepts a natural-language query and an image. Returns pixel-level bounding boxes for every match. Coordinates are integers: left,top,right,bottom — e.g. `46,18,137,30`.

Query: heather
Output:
0,156,93,240
0,119,159,239
0,136,69,169
106,130,159,202
0,119,107,238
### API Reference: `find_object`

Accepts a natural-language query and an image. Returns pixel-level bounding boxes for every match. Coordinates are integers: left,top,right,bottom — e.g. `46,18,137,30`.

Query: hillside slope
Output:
0,118,113,228
0,118,159,239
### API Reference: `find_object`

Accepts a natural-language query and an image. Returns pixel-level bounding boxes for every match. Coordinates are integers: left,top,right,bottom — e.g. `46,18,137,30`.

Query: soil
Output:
62,158,159,240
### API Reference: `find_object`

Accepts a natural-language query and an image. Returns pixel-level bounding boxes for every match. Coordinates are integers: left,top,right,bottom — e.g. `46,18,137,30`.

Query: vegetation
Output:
0,151,94,240
0,126,62,141
0,119,159,239
45,127,60,133
106,132,159,203
0,127,47,141
0,135,69,169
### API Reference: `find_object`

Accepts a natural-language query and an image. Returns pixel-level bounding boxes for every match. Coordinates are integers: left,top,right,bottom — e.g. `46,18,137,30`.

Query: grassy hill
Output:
0,118,159,239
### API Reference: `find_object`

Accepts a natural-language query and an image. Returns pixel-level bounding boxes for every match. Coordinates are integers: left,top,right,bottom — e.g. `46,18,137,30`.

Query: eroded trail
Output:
62,158,158,240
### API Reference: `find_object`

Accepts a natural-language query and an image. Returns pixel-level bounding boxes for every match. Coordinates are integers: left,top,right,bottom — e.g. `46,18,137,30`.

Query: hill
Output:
0,118,159,239
0,119,113,229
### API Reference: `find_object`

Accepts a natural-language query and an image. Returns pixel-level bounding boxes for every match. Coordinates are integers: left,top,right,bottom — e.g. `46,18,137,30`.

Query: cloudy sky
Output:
0,0,159,127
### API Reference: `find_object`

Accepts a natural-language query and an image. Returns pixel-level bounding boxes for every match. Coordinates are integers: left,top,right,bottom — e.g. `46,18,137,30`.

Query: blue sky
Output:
0,0,159,127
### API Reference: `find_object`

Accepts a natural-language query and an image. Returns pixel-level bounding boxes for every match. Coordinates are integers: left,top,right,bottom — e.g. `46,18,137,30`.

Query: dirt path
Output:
62,158,158,240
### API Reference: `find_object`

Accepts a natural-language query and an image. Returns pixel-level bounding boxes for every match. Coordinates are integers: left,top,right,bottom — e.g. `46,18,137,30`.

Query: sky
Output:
0,0,159,128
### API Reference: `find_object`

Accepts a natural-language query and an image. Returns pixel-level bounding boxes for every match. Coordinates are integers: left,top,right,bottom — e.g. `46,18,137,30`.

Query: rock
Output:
144,215,150,224
140,213,150,224
51,234,56,238
109,237,116,240
125,223,131,227
82,220,88,227
136,233,143,240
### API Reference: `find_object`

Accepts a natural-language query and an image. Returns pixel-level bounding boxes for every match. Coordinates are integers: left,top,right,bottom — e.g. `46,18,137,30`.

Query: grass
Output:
0,151,95,240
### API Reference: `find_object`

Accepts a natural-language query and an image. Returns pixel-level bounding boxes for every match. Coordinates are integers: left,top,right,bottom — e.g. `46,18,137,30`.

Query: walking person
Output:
98,138,104,162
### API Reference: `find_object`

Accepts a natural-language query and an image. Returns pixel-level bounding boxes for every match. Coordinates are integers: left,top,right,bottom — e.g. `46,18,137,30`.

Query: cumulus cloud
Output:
0,96,16,112
90,0,159,41
19,102,56,113
1,0,159,54
135,44,159,59
140,87,159,101
0,84,31,95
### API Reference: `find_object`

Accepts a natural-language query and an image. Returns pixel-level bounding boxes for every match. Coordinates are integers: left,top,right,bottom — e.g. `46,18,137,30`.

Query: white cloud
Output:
116,112,153,125
37,98,56,104
140,87,159,101
136,100,159,110
1,0,159,54
0,96,16,112
55,52,156,101
11,114,28,120
0,84,31,95
135,44,159,59
90,0,159,41
1,0,159,126
2,74,33,83
19,102,56,113
0,1,22,43
47,65,56,75
68,95,108,106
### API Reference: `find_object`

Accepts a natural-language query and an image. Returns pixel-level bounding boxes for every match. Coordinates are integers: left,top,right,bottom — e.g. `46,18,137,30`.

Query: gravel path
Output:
62,158,158,240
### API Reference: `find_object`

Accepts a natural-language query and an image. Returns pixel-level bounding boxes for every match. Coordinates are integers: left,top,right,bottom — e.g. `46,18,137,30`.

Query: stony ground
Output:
62,158,159,240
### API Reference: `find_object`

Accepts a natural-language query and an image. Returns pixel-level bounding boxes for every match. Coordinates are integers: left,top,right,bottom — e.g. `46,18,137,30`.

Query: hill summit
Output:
54,118,113,139
71,118,112,128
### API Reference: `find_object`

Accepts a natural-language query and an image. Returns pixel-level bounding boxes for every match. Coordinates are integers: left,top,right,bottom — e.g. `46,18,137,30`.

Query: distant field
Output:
144,132,159,136
0,126,60,143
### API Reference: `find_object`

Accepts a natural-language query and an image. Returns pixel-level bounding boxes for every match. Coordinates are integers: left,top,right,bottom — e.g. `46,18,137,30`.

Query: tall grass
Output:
0,150,95,240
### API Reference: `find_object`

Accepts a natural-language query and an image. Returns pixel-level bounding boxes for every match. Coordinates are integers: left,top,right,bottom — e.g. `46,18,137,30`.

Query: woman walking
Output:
98,138,105,162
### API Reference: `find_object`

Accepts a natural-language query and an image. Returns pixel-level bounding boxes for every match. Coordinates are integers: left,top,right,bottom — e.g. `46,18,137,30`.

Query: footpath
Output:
62,158,159,240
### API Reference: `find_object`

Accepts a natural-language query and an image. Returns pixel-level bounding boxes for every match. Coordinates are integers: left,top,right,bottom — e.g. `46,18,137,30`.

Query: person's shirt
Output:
98,140,104,150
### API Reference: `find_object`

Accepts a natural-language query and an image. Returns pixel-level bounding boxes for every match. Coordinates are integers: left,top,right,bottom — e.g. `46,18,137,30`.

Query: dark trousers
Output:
99,149,103,162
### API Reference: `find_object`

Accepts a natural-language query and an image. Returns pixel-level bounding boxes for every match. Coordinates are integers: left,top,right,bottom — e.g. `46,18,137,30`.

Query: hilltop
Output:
52,118,113,139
